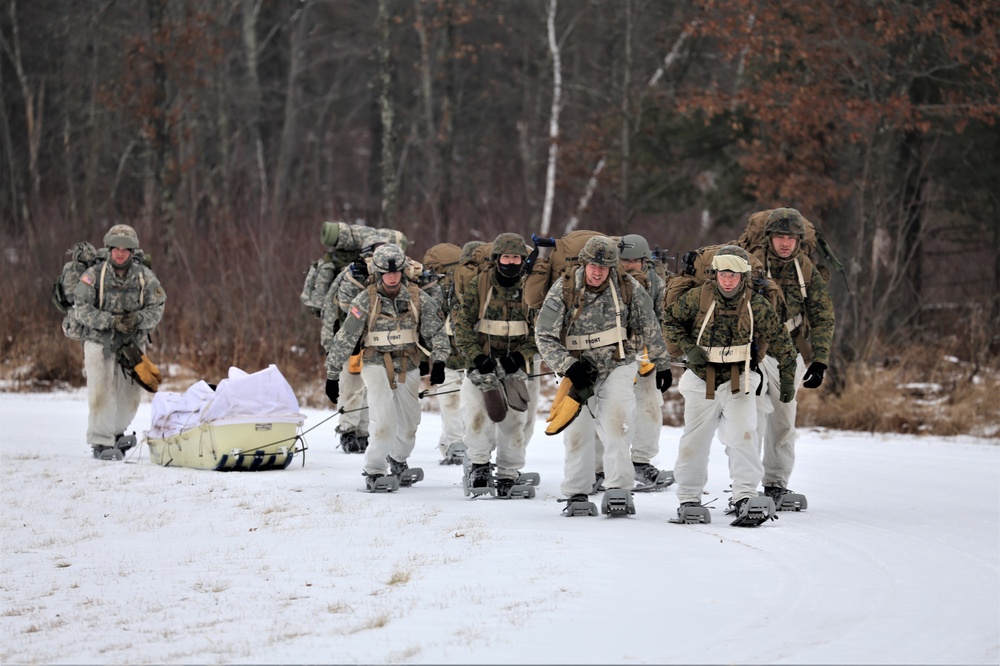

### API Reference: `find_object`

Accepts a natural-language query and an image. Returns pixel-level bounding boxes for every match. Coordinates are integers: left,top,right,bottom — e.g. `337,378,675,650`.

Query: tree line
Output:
2,0,998,389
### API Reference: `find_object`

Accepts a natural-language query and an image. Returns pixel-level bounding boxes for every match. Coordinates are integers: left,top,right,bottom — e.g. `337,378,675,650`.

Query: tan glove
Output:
134,355,162,393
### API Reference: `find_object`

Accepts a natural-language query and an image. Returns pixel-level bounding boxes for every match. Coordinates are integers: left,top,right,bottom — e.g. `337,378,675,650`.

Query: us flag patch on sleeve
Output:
81,275,94,285
350,306,362,319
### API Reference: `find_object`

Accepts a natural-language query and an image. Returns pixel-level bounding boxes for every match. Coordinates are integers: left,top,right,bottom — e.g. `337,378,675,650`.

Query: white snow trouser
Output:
337,365,369,436
361,364,421,476
755,354,806,488
673,369,763,505
84,341,143,448
459,375,528,479
595,370,663,470
560,363,638,497
436,367,466,458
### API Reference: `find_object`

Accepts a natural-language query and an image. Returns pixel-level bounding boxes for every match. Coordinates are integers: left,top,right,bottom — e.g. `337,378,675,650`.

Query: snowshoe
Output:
670,501,712,524
515,472,540,486
590,471,606,495
728,496,778,527
339,431,365,454
439,441,468,465
115,432,137,453
387,456,423,487
601,489,636,517
632,464,674,492
364,472,399,493
559,494,598,517
495,477,535,500
763,485,808,512
92,446,123,461
463,461,495,497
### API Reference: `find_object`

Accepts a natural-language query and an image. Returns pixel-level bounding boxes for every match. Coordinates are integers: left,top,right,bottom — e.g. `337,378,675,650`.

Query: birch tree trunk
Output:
539,0,561,237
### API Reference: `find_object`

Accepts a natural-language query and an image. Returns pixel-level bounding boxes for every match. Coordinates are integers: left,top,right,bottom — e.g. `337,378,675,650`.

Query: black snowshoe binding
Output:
670,501,712,524
387,456,424,487
339,431,367,454
364,472,399,493
728,496,778,527
559,493,598,517
93,432,137,461
439,441,468,465
763,485,808,511
463,461,495,497
632,463,675,492
601,489,636,517
590,471,605,495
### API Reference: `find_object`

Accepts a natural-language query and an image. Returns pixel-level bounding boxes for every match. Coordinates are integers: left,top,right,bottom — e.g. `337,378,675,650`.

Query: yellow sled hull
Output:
145,421,301,471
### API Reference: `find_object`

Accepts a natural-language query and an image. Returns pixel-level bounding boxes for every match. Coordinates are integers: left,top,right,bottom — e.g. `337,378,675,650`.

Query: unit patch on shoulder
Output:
81,274,94,286
350,306,363,319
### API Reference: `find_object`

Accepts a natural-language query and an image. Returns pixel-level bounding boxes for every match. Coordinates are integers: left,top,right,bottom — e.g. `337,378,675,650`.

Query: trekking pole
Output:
419,387,463,399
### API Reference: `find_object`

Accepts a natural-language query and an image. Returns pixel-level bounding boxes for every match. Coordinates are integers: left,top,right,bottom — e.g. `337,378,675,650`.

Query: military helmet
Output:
490,233,528,260
579,235,619,267
765,207,806,238
618,234,651,261
371,243,407,276
710,245,752,276
103,224,139,250
459,241,485,263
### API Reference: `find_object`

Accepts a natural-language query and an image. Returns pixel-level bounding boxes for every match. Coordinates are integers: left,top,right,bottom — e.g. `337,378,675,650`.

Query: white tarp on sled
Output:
145,365,305,471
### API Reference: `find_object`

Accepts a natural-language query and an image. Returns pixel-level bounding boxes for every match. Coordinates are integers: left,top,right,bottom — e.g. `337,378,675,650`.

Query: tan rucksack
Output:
521,230,605,309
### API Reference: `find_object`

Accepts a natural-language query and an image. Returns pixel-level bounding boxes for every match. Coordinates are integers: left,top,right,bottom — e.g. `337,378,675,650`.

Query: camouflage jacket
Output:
664,283,796,388
625,265,666,324
453,269,538,367
420,278,466,371
535,267,669,380
325,281,449,379
765,255,835,365
320,263,366,353
71,259,166,351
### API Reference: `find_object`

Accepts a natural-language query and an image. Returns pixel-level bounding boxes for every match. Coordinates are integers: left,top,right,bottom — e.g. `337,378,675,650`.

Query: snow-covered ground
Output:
1,387,998,664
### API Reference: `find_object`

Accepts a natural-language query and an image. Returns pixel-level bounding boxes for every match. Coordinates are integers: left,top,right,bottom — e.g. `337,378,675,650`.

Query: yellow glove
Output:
638,346,655,377
348,352,363,374
134,355,162,393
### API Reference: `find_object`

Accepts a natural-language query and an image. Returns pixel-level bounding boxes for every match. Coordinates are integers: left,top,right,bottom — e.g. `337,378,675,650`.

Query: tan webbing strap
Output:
383,352,397,390
705,365,716,400
99,262,108,309
609,278,626,359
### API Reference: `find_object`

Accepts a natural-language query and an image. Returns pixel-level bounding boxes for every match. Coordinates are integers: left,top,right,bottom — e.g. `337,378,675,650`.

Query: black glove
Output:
779,380,796,404
472,354,497,375
685,345,707,366
419,360,430,376
655,369,673,393
113,312,139,334
565,359,597,391
430,361,446,385
325,378,339,405
499,351,525,374
802,362,827,389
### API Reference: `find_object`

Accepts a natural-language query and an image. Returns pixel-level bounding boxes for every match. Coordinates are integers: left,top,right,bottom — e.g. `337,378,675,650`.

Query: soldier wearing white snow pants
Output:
755,353,807,487
434,367,466,459
70,224,166,458
535,236,672,510
663,245,797,514
323,244,450,488
336,366,370,445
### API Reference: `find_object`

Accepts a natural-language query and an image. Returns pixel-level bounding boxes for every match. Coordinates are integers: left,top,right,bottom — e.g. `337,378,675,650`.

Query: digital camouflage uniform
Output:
424,273,466,462
754,209,836,491
453,233,539,485
71,225,166,453
535,237,670,499
596,234,670,484
325,245,449,479
663,246,797,507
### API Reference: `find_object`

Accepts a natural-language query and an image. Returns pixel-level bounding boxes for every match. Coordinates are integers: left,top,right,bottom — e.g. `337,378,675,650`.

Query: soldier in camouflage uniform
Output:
594,233,673,491
453,233,539,497
320,229,406,453
535,236,672,512
752,208,836,505
71,224,166,458
324,244,449,489
663,245,797,520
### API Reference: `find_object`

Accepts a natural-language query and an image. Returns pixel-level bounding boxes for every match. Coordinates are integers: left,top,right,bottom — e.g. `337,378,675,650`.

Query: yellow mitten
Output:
134,355,161,393
638,346,655,377
348,352,363,374
547,377,573,422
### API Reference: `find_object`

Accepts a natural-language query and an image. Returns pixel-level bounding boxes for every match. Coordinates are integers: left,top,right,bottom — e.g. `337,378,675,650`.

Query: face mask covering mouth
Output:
497,262,523,279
